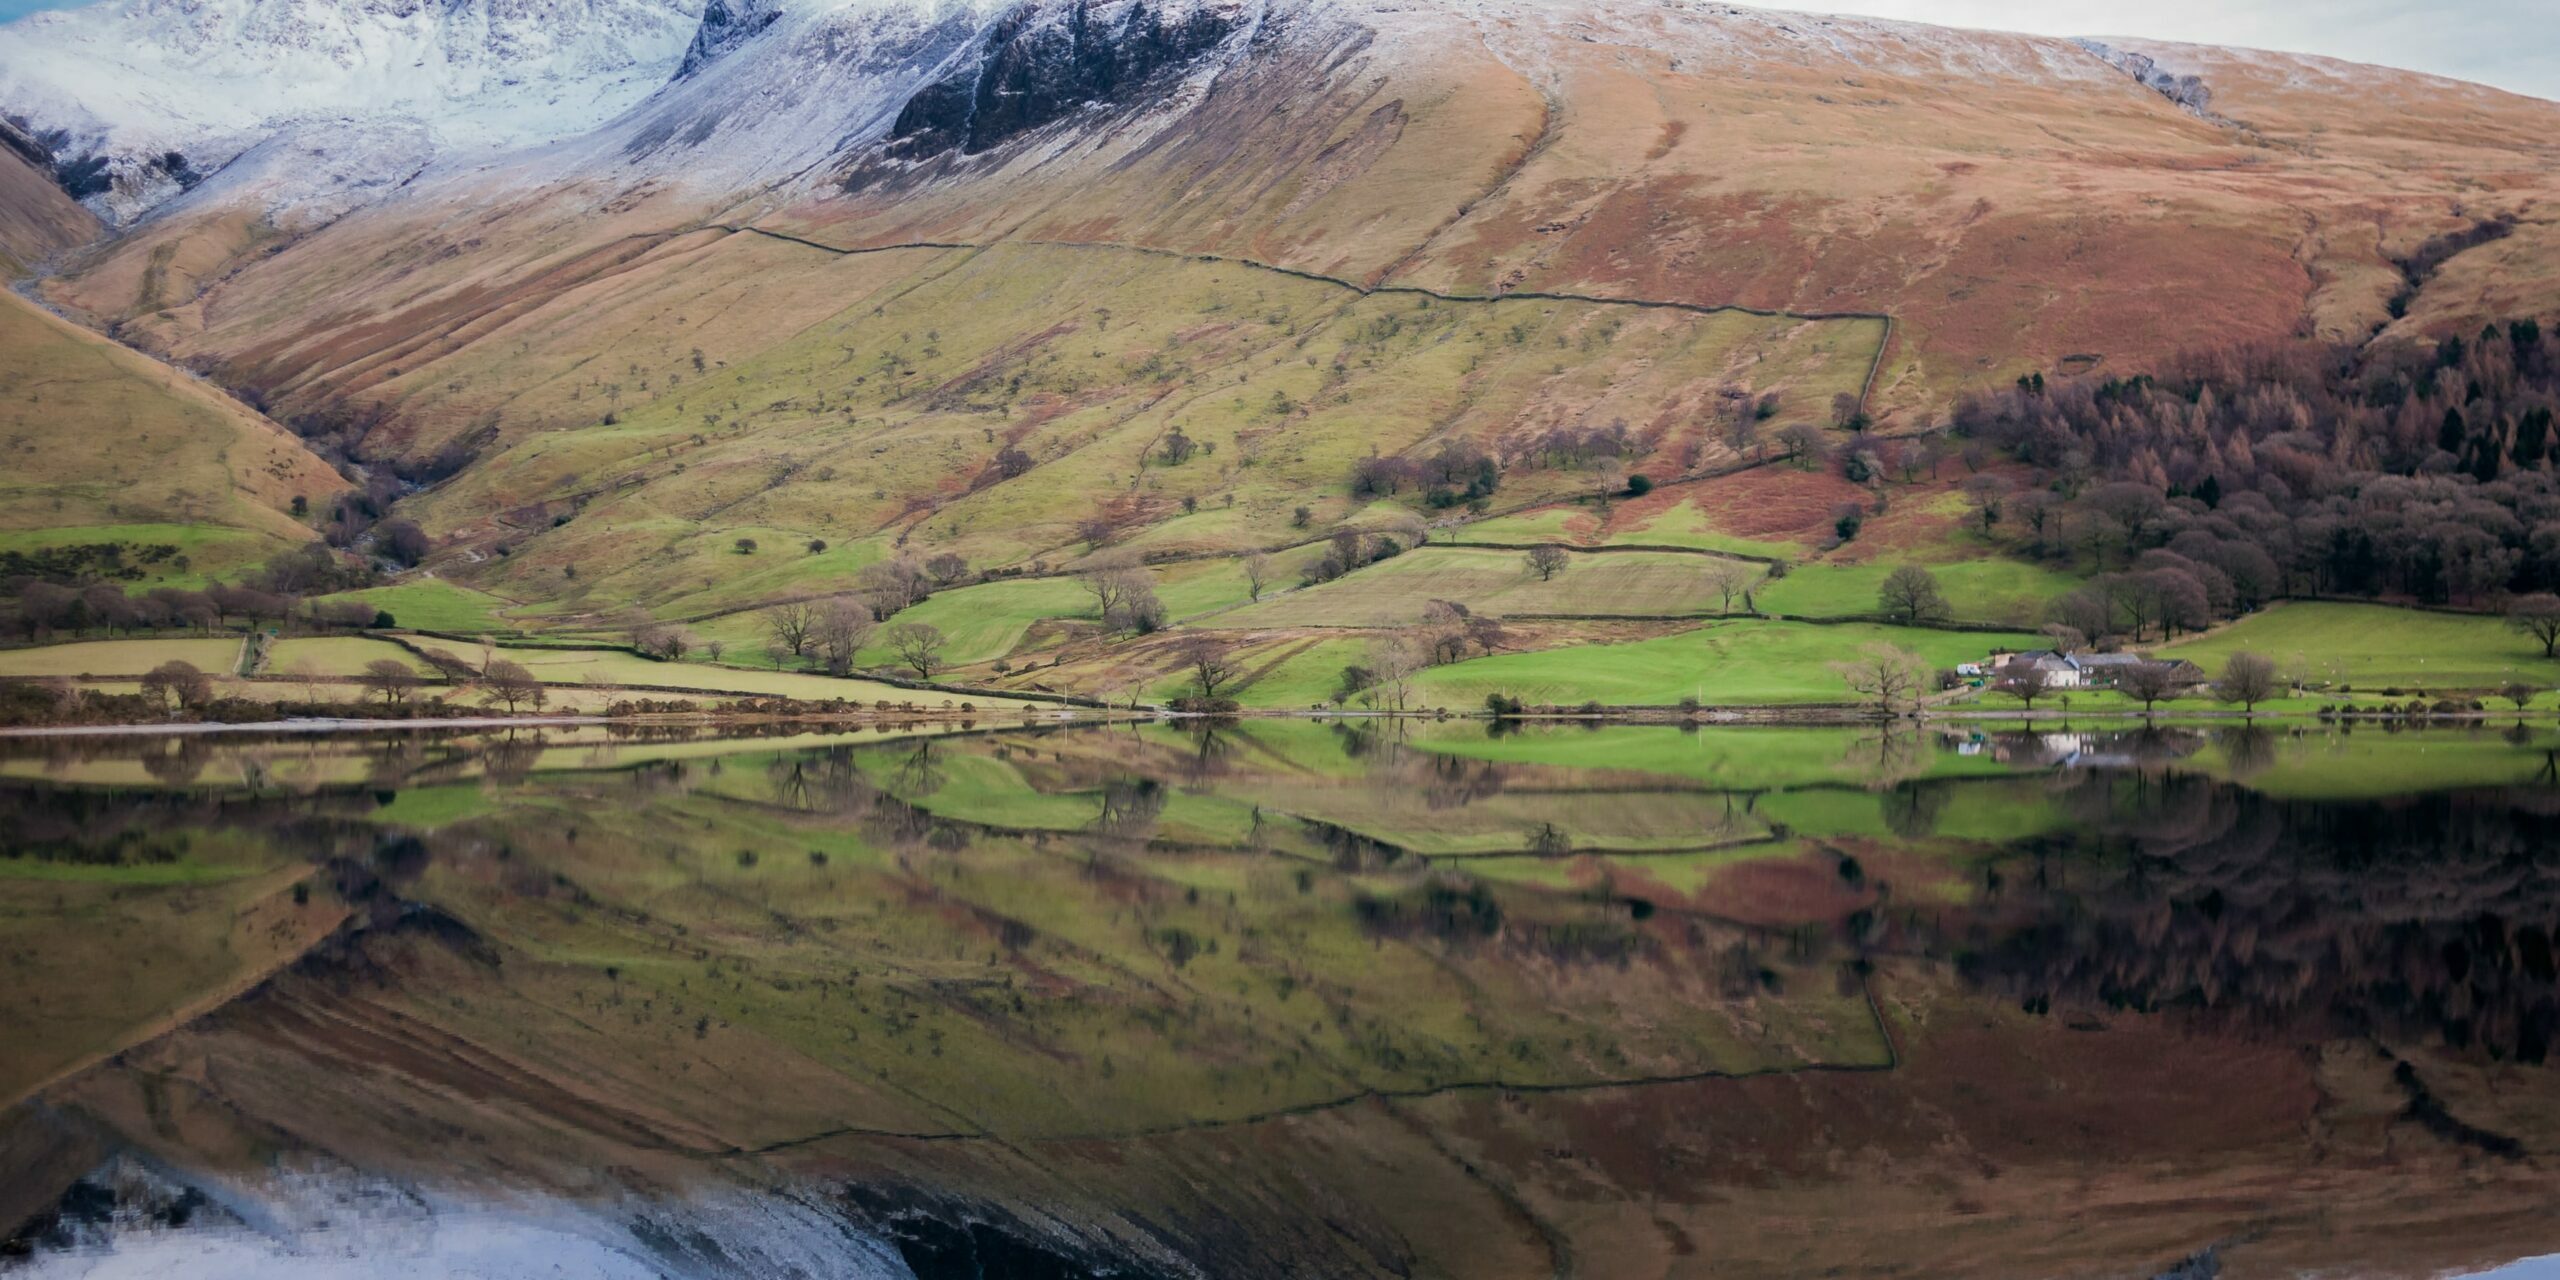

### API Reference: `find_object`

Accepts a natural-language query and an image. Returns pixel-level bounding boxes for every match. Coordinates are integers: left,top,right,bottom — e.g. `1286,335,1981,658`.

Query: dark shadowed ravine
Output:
7,719,2560,1279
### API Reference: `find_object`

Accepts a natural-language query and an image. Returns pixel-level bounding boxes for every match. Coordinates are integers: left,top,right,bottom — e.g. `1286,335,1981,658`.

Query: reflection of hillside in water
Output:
10,724,2560,1277
1951,772,2560,1061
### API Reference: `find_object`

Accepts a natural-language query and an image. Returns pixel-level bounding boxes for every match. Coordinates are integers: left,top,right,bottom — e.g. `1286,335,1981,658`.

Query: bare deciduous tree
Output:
1878,565,1951,626
1832,644,1929,718
140,660,213,712
358,658,420,707
1243,552,1274,602
1175,635,1244,703
815,601,876,676
480,659,545,714
1994,662,2051,712
883,622,947,679
763,602,819,664
2116,661,2183,717
1079,550,1148,621
2508,594,2560,658
1524,545,1570,582
1363,634,1427,714
1705,561,1757,616
2212,651,2280,715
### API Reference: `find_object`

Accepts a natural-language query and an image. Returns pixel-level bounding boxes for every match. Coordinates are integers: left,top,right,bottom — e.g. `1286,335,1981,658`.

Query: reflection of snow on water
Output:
24,1219,684,1280
18,1159,913,1280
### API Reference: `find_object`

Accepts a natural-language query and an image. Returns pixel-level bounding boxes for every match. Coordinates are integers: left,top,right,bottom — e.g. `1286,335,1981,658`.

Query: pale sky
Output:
1763,0,2559,101
0,0,2552,101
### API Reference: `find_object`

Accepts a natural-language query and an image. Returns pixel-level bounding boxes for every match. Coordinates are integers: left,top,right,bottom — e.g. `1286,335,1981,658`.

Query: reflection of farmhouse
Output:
1985,729,2208,768
1989,650,2206,690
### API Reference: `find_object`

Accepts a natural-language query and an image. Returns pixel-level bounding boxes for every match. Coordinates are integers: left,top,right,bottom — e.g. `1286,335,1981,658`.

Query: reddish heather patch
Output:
1686,466,1866,543
1675,853,1872,928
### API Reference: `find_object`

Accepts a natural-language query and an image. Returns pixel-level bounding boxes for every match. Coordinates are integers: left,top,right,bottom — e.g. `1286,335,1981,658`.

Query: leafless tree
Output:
2212,651,2280,716
1994,663,2052,712
1175,635,1244,703
859,558,932,617
925,552,971,585
2500,679,2540,717
480,659,545,714
1705,561,1757,616
1079,550,1148,621
2508,594,2560,658
1524,545,1570,582
815,601,876,676
1832,644,1929,718
1363,634,1427,714
1961,474,2013,533
284,660,329,702
1878,565,1951,625
883,622,947,679
358,658,420,707
763,602,818,664
2116,661,2183,717
1776,423,1831,470
1243,552,1274,602
141,660,213,712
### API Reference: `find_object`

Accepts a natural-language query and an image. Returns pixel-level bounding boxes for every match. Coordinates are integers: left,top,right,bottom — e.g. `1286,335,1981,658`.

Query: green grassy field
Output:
0,637,244,677
2161,602,2550,691
1753,558,2079,626
317,580,518,633
1232,636,1379,708
266,636,434,677
1458,498,1806,559
1407,620,2032,709
1229,546,1759,628
0,524,282,589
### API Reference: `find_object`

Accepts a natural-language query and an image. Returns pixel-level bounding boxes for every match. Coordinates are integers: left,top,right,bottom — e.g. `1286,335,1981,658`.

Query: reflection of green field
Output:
1752,779,2065,843
1410,724,2015,789
0,834,334,1104
2201,727,2559,800
1411,622,2034,709
394,760,1888,1139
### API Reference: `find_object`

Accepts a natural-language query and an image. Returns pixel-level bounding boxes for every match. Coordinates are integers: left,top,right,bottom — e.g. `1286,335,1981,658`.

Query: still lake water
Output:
5,718,2560,1278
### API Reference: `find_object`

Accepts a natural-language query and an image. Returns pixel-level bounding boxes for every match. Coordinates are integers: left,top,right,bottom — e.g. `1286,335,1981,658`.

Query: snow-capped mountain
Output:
0,0,707,222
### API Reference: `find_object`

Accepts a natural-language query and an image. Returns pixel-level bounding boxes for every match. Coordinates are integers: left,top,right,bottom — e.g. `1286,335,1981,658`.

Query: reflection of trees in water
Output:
889,742,946,799
137,737,213,786
762,746,885,816
1955,775,2560,1061
2215,725,2276,779
480,732,545,786
1843,726,1928,790
1421,753,1507,812
1881,780,1951,839
1179,722,1236,783
1093,777,1168,841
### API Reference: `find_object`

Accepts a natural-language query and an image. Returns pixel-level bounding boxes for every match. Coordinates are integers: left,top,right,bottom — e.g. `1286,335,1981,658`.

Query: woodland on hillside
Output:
1943,320,2560,641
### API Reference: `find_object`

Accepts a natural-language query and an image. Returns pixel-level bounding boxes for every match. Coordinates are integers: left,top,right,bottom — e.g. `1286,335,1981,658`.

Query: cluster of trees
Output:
1079,551,1168,635
4,542,380,641
1951,319,2560,608
758,599,949,678
1301,521,1427,588
1350,440,1503,510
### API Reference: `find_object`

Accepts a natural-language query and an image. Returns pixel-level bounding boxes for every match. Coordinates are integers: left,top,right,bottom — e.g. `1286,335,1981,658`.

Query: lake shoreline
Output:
12,704,2552,737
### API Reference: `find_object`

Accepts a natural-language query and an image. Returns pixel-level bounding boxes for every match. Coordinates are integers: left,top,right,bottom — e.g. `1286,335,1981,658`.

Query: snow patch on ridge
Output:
0,0,708,223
